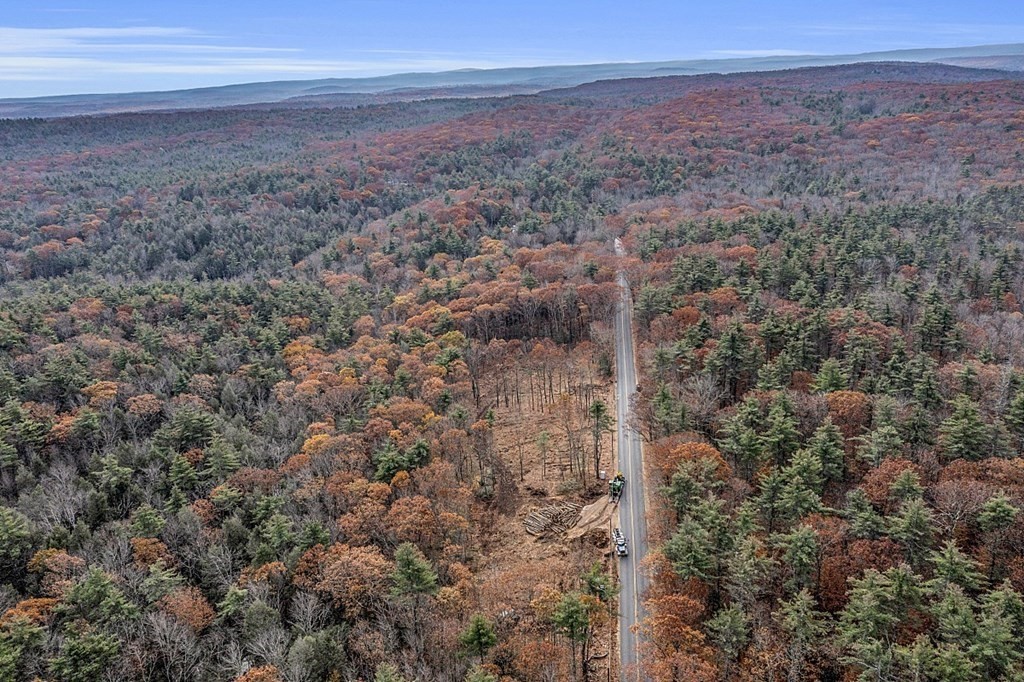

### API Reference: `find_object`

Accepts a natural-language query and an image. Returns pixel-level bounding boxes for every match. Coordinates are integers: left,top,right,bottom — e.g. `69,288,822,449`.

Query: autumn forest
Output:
3,61,1024,681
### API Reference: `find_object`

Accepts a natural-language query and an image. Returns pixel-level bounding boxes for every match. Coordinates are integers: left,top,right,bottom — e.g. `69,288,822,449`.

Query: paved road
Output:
613,239,649,682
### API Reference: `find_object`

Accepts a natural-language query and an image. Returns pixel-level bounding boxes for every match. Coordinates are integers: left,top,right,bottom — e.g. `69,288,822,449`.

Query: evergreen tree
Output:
464,667,498,682
845,489,886,540
889,470,923,504
784,448,825,495
889,498,934,568
774,525,819,594
459,614,497,665
974,584,1024,678
779,476,821,523
754,468,787,534
932,585,977,645
927,540,984,596
927,643,981,682
551,592,598,681
1005,391,1024,447
705,322,760,401
838,567,925,681
718,397,763,480
978,494,1018,581
725,535,775,610
0,506,31,576
130,504,166,538
54,568,139,626
812,358,849,393
779,589,829,682
583,563,617,603
807,417,846,484
939,395,990,461
203,438,241,482
707,605,749,679
393,542,438,597
663,456,722,516
857,423,904,468
49,630,121,682
760,394,801,467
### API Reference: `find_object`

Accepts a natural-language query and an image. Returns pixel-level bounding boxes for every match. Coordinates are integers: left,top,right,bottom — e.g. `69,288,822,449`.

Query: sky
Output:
2,0,1023,98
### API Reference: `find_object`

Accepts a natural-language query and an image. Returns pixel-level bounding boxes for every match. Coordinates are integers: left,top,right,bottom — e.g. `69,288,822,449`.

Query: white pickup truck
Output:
612,527,629,557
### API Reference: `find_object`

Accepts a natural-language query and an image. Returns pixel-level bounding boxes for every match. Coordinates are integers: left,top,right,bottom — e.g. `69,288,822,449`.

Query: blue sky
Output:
2,0,1023,98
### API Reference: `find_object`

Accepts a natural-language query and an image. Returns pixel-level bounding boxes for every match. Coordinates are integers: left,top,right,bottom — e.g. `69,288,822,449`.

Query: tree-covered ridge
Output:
1,63,1024,680
628,185,1024,678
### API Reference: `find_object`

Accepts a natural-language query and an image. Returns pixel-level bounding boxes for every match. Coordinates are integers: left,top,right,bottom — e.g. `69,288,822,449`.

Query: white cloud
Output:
0,24,539,95
794,21,1024,38
708,49,812,58
0,26,200,53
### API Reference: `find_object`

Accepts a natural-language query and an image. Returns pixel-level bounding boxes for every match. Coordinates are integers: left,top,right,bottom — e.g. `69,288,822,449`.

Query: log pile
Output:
524,501,583,536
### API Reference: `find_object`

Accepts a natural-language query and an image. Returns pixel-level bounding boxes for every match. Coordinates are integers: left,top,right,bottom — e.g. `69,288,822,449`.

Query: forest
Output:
1,61,1024,681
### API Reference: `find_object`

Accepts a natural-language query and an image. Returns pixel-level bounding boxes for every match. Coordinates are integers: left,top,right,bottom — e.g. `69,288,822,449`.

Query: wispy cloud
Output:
793,21,1024,39
0,24,542,95
0,26,200,52
708,49,812,58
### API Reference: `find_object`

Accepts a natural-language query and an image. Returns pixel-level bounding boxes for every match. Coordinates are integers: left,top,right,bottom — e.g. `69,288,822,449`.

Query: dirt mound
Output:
566,497,613,540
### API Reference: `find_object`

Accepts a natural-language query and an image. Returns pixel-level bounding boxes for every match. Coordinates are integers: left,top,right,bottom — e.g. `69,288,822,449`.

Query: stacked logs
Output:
524,501,584,536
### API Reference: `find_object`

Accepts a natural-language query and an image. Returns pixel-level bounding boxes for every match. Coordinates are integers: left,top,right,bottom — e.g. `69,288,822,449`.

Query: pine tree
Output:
393,543,438,596
203,438,241,482
890,498,934,568
726,535,775,609
939,395,990,461
858,423,904,468
50,630,121,682
927,643,981,682
256,513,296,563
978,494,1018,581
845,489,885,540
889,469,923,504
459,614,497,665
718,397,763,481
0,506,31,576
55,568,139,625
130,503,165,538
755,468,787,534
760,394,800,467
779,589,829,682
927,540,984,596
812,358,849,393
774,525,819,594
705,322,760,401
551,592,599,681
784,449,825,495
839,567,925,680
1006,391,1024,446
663,456,721,516
974,584,1024,678
583,562,617,603
664,516,713,581
707,605,749,679
807,417,846,484
779,476,821,523
931,585,977,646
464,667,498,682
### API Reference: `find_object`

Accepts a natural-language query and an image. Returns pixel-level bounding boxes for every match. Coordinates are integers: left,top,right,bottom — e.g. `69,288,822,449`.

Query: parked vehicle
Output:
612,527,629,557
609,472,625,504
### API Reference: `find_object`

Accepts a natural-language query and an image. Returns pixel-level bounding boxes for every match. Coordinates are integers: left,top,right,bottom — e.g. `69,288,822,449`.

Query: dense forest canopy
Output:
2,61,1024,681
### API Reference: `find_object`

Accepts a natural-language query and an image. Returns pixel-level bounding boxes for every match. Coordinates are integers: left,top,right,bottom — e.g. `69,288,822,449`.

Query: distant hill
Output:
535,61,1024,106
0,42,1022,119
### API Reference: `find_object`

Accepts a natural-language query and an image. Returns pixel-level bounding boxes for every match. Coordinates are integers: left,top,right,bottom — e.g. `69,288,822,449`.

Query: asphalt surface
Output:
614,239,649,682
